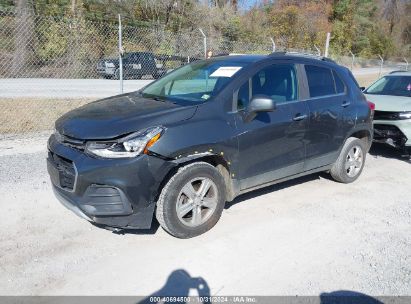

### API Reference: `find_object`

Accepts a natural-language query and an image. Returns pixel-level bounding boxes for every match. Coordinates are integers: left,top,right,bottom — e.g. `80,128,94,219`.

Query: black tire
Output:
156,162,226,238
152,73,164,79
330,137,367,183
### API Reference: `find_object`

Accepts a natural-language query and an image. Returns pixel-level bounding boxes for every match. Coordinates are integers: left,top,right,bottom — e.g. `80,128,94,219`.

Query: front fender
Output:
148,105,239,177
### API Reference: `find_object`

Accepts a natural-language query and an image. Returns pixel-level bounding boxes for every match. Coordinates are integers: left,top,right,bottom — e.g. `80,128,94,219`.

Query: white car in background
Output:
363,71,411,156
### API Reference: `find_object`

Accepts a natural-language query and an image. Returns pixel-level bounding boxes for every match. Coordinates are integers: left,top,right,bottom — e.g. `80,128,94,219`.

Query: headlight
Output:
85,126,164,158
398,112,411,119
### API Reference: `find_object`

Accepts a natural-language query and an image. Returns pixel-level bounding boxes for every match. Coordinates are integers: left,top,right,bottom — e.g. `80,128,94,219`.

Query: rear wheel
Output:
156,162,226,238
330,137,367,183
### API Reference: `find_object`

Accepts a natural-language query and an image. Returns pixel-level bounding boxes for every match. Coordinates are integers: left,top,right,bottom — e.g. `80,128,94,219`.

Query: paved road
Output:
0,67,397,99
0,78,153,99
0,134,410,295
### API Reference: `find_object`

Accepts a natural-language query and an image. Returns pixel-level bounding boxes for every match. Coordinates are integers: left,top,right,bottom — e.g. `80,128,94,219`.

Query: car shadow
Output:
225,173,322,209
320,290,383,304
91,220,160,235
137,269,210,304
368,142,410,164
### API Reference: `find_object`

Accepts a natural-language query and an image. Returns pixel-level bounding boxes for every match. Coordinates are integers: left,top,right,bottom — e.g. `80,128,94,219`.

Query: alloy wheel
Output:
176,177,218,227
345,145,363,177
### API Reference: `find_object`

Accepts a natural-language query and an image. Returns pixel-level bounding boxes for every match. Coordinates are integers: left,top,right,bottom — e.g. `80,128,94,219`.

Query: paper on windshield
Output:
210,66,242,78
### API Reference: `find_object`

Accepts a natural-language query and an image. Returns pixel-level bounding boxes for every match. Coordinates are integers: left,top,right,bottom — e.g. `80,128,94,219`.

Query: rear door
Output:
234,62,309,190
303,64,354,170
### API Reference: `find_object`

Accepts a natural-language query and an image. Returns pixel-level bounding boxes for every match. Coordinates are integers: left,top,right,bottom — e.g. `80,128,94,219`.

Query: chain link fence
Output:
0,7,409,136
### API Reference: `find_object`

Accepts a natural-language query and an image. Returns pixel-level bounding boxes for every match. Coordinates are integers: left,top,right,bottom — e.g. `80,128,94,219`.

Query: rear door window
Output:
305,65,336,97
333,70,346,94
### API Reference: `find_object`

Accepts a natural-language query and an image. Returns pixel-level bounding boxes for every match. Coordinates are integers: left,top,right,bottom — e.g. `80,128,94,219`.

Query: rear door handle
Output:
293,114,308,121
342,101,351,107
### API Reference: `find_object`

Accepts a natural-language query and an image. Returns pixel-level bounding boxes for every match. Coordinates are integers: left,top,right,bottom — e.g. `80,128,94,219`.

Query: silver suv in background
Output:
363,71,411,156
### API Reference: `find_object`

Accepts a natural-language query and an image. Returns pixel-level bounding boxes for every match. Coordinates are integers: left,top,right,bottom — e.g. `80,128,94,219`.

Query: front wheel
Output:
156,162,226,238
330,137,367,183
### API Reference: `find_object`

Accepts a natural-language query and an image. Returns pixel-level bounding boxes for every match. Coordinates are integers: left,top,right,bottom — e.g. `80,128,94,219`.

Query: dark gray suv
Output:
48,52,374,238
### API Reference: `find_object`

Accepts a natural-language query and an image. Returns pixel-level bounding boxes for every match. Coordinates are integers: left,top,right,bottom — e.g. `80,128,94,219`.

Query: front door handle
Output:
342,101,351,107
293,114,308,121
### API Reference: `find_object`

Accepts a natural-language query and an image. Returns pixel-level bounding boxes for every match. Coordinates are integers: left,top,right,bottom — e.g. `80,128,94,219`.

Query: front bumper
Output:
47,134,174,229
373,119,411,149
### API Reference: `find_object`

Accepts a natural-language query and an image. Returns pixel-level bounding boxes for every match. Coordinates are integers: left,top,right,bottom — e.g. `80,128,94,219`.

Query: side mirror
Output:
360,86,366,91
244,95,276,122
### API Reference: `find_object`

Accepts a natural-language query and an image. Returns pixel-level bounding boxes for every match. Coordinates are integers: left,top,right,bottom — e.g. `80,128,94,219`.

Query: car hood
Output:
364,94,411,112
55,93,197,140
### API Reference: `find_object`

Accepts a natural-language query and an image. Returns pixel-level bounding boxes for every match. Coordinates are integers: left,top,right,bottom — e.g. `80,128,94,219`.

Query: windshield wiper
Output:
152,96,167,102
139,92,168,102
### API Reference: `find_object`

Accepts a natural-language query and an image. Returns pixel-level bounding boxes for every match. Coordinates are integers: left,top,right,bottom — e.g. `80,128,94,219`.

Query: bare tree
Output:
383,0,400,34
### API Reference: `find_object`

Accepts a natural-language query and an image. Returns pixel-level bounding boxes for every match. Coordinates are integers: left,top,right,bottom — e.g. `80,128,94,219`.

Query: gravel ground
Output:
0,134,410,296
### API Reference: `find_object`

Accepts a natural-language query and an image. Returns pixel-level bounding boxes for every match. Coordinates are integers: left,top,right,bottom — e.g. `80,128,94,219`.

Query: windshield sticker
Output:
210,66,242,78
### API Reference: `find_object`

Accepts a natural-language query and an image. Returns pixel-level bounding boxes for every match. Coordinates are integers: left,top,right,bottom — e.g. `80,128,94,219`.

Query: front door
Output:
234,63,309,190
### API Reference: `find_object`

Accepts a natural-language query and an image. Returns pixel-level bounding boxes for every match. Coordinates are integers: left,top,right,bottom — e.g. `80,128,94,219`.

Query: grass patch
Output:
0,98,92,134
354,73,379,87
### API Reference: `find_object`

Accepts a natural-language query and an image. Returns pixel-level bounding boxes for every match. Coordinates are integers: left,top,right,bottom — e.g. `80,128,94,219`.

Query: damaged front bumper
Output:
373,119,411,153
47,134,174,229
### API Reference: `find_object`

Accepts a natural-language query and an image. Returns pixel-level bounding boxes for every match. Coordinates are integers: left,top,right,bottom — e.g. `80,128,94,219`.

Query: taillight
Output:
367,100,375,111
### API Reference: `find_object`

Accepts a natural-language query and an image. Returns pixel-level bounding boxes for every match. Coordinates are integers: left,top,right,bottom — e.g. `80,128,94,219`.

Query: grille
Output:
55,132,85,151
49,152,76,190
374,110,405,120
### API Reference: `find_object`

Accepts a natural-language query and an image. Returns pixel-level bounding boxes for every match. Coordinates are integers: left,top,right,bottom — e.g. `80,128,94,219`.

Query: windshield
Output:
365,75,411,97
140,60,249,104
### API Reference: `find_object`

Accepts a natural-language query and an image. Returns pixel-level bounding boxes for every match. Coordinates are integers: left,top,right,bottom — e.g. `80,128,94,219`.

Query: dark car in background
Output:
97,51,166,79
48,52,373,238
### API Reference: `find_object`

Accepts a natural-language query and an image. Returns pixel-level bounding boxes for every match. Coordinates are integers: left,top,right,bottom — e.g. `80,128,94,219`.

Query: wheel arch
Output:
155,153,236,205
346,128,373,151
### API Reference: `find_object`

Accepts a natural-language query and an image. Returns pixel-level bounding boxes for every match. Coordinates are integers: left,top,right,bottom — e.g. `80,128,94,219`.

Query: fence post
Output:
270,37,276,52
377,54,384,77
349,50,355,71
314,45,321,56
404,58,409,71
118,14,123,94
324,32,331,57
199,28,207,59
324,33,331,57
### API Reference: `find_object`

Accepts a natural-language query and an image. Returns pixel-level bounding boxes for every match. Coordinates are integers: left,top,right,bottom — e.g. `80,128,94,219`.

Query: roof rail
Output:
269,51,336,63
389,70,408,74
